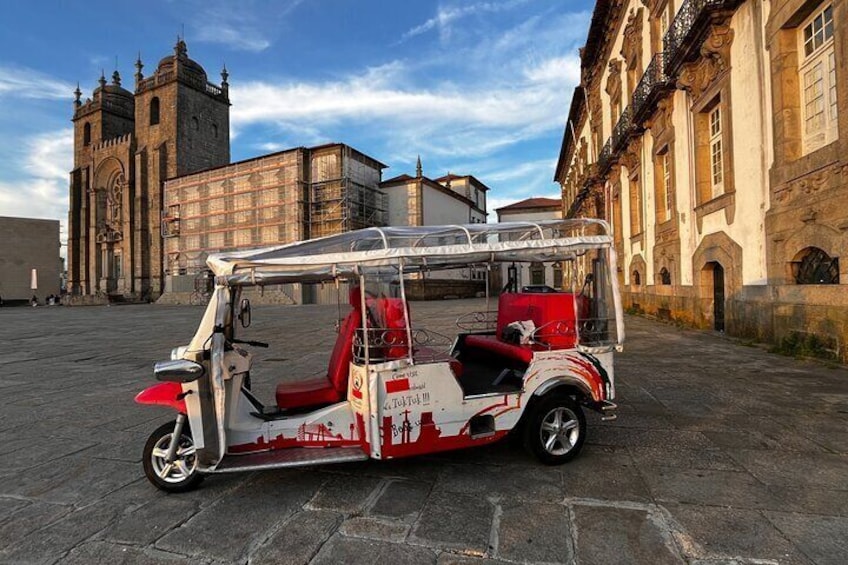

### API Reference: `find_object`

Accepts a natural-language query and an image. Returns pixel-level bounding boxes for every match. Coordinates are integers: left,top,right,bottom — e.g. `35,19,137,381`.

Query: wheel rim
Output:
539,406,580,456
150,432,197,484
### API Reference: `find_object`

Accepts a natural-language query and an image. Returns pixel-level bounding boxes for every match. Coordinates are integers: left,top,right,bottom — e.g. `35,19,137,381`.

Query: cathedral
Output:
67,39,230,301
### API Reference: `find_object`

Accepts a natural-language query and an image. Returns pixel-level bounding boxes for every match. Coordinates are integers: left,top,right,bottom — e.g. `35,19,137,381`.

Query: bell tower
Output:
133,39,231,298
68,71,135,296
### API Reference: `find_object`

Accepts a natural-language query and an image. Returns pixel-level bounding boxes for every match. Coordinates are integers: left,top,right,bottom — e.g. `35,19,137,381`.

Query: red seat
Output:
275,294,363,410
496,292,585,349
374,297,410,360
464,335,534,364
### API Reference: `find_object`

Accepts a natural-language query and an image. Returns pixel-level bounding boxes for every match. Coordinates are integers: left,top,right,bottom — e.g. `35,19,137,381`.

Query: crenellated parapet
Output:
91,133,133,152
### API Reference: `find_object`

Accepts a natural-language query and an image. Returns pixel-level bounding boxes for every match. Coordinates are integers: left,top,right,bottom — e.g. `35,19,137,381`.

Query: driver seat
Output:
274,290,364,410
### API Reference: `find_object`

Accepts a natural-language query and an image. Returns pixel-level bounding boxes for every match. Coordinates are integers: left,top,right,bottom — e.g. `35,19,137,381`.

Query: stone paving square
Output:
0,299,846,564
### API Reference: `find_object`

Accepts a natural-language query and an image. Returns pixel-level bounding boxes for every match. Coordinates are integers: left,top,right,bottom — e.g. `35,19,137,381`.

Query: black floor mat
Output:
458,357,524,396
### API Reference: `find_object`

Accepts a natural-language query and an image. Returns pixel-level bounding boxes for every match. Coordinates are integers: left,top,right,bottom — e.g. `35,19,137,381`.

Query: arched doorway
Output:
708,262,725,332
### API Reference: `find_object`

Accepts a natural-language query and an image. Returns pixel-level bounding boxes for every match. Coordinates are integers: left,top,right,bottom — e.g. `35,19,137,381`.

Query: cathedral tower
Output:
132,39,230,298
69,70,135,296
68,39,231,301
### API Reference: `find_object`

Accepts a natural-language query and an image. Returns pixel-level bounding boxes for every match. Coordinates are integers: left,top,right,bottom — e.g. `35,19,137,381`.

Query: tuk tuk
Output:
136,220,624,492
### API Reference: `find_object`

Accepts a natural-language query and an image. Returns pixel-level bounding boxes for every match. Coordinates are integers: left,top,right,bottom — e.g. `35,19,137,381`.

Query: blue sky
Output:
0,0,592,248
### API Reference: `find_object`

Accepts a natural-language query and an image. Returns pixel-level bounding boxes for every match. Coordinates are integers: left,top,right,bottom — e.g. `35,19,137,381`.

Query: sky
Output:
0,0,593,250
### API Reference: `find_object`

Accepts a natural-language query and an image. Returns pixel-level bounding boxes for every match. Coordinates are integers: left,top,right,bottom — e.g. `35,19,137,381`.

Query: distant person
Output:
31,295,38,307
0,294,3,307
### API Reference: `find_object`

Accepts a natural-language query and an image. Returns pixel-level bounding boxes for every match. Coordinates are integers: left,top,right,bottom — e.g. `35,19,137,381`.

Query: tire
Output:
524,393,586,465
143,420,204,493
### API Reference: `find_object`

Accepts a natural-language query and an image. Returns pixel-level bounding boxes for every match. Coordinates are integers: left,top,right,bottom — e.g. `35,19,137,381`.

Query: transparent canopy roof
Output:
207,219,613,286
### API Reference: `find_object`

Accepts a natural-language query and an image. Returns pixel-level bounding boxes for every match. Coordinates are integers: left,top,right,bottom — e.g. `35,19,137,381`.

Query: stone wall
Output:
0,217,61,302
624,284,848,362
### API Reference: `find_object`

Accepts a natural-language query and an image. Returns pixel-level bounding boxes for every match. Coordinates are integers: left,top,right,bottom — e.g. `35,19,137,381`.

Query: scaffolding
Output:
163,150,307,276
162,144,385,277
309,145,386,239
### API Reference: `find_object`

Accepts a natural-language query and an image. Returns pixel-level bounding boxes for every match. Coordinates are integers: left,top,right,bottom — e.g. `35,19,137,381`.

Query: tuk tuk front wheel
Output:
143,420,203,493
524,394,586,465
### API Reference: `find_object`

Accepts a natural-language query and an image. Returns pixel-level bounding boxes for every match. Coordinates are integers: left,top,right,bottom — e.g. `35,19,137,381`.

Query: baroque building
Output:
556,0,846,360
68,39,229,301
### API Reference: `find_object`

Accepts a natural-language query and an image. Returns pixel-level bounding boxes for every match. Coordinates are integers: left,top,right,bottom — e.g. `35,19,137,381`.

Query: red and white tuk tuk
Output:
136,220,624,492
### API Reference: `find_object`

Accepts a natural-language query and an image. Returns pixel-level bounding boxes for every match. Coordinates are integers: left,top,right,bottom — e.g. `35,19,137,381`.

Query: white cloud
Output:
195,25,271,52
228,46,580,164
0,66,74,100
189,0,304,52
0,129,72,249
400,0,530,43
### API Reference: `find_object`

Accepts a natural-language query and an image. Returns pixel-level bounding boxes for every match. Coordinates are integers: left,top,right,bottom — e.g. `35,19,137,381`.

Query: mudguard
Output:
135,381,187,413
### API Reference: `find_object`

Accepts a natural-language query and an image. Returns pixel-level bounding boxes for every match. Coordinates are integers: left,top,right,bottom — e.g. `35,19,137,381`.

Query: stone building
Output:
162,143,386,294
381,158,488,226
380,159,490,297
496,197,564,290
556,0,846,360
68,39,230,302
0,216,61,303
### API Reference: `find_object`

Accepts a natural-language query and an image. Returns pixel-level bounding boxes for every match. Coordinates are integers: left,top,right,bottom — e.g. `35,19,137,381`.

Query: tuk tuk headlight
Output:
170,345,189,360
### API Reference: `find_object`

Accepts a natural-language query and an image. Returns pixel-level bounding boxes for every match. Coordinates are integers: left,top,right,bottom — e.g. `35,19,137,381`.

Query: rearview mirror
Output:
238,298,251,328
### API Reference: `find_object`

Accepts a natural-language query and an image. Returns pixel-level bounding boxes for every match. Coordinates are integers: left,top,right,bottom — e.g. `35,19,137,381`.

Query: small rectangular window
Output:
708,106,723,197
662,151,672,219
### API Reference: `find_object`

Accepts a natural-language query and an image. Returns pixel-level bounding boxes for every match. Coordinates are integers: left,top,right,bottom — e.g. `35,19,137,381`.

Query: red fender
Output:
135,381,187,413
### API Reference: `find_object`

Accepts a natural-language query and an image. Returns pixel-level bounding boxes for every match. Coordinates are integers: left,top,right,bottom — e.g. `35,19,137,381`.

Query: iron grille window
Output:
793,247,839,284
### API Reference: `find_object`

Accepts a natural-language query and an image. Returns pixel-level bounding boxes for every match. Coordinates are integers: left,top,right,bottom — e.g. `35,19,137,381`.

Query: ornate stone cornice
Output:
621,138,642,172
773,163,846,204
606,59,623,98
646,96,675,138
677,23,734,99
621,8,644,70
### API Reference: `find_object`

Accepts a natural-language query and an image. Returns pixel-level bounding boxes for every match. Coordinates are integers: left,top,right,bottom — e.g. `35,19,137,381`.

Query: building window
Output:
192,116,199,131
694,94,731,205
800,4,837,154
709,106,723,198
633,270,641,286
530,263,545,285
83,122,91,146
659,267,671,285
212,124,218,138
629,175,643,236
792,247,839,284
655,147,673,223
150,97,160,125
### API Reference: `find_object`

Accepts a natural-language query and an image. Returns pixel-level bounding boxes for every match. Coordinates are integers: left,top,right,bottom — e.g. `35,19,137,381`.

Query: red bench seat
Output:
464,335,534,364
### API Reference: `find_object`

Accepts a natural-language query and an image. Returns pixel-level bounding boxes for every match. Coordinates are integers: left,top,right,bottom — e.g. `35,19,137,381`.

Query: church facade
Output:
68,40,230,301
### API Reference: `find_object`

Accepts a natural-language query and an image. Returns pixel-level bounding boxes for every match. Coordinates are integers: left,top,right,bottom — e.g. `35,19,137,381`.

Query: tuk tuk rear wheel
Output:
524,394,586,465
143,420,204,493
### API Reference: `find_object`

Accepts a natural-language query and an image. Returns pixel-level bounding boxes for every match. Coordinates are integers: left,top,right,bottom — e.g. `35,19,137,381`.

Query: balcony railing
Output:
597,139,614,175
567,0,743,218
631,53,672,126
611,105,635,153
663,0,743,76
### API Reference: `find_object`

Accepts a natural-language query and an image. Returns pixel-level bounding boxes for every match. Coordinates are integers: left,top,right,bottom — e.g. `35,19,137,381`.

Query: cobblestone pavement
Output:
0,299,846,564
